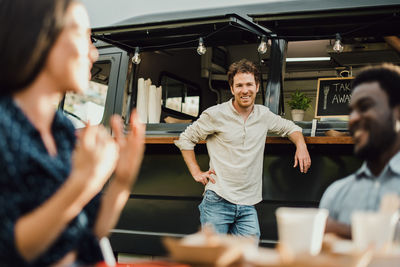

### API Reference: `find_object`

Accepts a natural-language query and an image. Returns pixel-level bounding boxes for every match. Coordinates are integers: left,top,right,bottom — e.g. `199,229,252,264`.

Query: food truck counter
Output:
145,121,352,144
145,136,353,144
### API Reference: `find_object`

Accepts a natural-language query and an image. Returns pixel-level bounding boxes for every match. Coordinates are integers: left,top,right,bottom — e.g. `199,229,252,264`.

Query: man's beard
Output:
354,120,397,160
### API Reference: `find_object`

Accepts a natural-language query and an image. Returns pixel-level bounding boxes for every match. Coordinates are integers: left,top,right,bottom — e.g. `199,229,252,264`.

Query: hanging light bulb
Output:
197,37,207,55
333,33,344,53
132,47,141,64
257,35,268,54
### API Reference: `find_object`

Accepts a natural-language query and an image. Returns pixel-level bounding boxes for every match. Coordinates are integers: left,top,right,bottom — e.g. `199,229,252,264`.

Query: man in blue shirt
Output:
320,64,400,238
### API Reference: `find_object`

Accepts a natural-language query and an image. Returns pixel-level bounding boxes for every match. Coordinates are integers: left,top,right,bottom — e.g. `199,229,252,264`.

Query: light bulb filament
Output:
197,37,207,55
132,47,141,64
258,35,268,54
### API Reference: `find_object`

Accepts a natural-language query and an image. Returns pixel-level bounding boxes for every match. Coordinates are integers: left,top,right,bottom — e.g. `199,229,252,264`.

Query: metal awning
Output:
91,0,400,50
250,3,400,41
92,14,268,52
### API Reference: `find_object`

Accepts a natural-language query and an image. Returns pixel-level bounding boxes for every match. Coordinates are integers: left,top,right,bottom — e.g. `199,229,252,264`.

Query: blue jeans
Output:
198,190,260,239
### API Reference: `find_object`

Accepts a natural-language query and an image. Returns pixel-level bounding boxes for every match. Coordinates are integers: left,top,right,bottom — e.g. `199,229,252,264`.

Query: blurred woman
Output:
0,0,145,266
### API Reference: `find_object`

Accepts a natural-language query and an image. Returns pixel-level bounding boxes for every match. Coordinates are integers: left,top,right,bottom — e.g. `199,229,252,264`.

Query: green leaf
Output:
287,90,312,111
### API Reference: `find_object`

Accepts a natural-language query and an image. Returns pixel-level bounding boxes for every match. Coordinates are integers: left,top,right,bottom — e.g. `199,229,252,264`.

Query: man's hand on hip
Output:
193,169,216,185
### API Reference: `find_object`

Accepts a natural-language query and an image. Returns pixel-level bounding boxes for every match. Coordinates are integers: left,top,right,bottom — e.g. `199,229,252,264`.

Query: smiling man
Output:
175,59,311,239
320,63,400,238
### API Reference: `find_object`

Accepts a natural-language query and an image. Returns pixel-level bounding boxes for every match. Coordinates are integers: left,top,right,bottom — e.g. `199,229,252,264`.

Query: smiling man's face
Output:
230,72,259,111
349,81,396,159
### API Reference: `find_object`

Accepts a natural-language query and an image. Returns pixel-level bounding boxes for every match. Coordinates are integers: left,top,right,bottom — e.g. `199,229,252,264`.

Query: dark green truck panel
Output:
110,141,361,255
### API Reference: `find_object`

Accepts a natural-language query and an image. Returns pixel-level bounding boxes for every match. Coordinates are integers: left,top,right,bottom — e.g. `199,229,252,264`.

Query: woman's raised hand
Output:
110,111,145,187
71,124,119,195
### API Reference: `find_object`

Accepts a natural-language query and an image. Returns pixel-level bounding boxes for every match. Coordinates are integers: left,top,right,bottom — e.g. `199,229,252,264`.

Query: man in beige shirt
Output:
175,59,311,238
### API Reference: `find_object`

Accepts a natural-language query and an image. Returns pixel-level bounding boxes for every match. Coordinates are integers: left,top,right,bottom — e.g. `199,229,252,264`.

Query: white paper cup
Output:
351,211,399,251
276,207,328,256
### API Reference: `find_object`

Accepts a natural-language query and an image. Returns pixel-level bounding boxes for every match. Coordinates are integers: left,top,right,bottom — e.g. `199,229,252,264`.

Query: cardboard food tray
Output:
163,237,242,265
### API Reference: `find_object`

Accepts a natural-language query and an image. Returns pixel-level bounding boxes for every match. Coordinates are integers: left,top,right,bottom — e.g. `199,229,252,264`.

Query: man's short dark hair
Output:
227,59,260,88
352,63,400,107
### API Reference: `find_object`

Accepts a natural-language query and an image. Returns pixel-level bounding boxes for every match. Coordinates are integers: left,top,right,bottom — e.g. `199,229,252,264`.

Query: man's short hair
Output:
227,59,260,87
352,63,400,107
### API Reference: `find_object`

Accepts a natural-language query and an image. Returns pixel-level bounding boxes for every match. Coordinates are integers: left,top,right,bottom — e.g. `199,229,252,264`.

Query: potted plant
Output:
288,90,312,121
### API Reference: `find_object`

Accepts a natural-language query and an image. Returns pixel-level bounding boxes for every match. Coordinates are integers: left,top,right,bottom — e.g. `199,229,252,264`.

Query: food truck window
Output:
160,72,200,118
62,61,111,128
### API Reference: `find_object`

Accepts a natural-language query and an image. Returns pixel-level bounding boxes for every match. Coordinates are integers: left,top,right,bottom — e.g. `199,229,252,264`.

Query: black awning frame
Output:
92,14,270,52
250,5,400,41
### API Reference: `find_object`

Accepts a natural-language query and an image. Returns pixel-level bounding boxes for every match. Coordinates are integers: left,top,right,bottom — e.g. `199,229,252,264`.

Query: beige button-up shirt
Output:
175,99,302,205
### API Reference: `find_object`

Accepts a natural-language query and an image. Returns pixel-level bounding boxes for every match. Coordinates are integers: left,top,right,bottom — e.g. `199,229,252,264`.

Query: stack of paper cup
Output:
148,85,162,123
136,78,162,123
156,86,162,121
276,207,329,256
136,78,148,123
352,211,400,251
148,85,158,123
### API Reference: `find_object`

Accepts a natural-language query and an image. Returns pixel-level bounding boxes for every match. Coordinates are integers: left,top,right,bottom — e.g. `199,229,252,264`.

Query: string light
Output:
333,33,344,53
257,35,268,54
196,37,207,55
132,47,141,64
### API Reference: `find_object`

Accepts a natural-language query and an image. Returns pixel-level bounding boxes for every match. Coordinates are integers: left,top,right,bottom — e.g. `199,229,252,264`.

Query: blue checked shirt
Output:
0,96,102,266
320,151,400,225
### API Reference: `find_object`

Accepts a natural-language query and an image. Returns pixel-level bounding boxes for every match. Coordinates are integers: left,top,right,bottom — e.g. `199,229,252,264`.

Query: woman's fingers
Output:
128,110,145,144
110,115,124,145
80,123,96,149
111,111,145,184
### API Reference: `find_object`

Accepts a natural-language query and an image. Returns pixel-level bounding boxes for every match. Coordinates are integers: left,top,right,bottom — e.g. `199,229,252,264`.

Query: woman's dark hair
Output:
352,63,400,107
227,59,260,88
0,0,74,95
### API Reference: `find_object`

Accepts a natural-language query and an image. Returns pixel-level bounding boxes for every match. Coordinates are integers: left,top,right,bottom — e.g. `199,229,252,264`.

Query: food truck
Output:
67,0,400,256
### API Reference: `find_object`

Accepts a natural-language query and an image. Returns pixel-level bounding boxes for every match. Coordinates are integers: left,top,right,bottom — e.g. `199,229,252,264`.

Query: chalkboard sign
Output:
315,77,354,118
